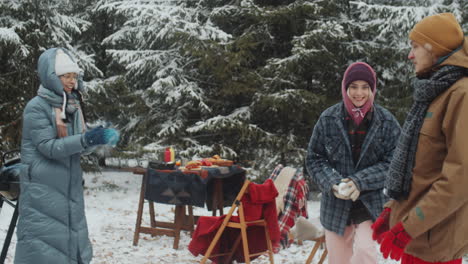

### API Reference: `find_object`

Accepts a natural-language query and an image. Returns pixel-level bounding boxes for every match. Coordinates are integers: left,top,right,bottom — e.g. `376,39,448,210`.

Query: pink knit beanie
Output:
341,62,377,126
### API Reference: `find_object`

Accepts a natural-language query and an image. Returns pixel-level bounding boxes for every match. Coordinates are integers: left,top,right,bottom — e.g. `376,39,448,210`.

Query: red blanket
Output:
189,179,280,263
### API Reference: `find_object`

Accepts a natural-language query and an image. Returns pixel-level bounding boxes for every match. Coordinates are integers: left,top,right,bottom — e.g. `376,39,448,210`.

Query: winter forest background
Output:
0,0,467,178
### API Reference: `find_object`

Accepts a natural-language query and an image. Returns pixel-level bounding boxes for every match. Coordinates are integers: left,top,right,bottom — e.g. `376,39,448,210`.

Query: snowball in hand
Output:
338,182,352,196
105,128,120,146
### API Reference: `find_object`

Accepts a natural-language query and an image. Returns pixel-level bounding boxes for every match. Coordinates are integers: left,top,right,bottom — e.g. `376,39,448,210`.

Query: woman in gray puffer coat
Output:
15,47,119,264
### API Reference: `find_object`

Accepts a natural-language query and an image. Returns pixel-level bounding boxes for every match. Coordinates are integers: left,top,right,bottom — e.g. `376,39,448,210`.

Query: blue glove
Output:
82,127,120,147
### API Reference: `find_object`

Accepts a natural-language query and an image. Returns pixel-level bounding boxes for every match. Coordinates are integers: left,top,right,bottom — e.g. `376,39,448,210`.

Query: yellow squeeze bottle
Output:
170,147,175,162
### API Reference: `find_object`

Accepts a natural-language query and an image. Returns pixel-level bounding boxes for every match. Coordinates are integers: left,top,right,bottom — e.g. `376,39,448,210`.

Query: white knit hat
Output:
55,49,80,76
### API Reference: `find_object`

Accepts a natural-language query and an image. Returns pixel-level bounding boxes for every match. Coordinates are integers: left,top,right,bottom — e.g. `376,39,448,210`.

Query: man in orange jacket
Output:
372,13,468,264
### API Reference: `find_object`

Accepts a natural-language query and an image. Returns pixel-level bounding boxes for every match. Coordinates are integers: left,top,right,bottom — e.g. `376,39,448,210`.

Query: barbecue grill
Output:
0,150,21,201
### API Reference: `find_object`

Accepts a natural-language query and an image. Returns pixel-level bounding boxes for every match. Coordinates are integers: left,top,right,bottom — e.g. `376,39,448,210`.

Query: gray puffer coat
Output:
15,48,92,264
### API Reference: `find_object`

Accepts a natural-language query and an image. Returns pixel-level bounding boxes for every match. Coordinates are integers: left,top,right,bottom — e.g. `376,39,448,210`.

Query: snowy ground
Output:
1,170,467,264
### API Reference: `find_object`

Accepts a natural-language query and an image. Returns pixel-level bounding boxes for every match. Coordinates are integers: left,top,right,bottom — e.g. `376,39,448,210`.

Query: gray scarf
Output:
384,65,466,200
37,86,84,135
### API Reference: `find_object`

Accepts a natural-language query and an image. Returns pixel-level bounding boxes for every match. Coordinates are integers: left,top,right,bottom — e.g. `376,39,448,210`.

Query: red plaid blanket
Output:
268,164,309,247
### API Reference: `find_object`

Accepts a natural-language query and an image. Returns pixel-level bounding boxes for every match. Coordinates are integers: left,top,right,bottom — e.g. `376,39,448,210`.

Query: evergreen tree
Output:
1,0,466,176
245,0,467,176
91,0,261,161
346,0,466,122
0,0,99,152
0,26,29,151
250,0,349,172
83,0,468,177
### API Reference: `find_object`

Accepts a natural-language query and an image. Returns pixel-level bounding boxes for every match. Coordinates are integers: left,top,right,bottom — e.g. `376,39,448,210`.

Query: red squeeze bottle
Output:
164,147,171,162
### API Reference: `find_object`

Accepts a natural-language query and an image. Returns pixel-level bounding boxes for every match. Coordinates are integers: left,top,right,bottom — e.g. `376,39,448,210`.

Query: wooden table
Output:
128,167,233,249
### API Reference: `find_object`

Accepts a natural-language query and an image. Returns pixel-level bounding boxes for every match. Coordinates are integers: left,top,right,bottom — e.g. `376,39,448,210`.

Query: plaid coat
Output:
306,102,400,235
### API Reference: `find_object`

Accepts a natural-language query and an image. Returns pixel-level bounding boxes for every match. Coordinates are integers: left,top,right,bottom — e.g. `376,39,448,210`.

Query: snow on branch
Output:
186,106,253,133
0,27,29,57
54,14,91,35
0,27,21,45
99,0,230,47
350,1,461,42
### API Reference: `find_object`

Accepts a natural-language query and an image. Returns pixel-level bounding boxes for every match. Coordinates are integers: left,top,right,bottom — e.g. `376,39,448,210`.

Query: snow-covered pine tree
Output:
0,25,29,151
347,0,466,122
249,0,350,173
245,0,467,176
1,0,466,176
184,0,277,168
76,0,135,137
93,0,271,162
0,0,97,151
91,0,467,176
72,0,122,78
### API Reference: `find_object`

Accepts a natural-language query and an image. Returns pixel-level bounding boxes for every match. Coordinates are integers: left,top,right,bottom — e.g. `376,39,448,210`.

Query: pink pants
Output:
325,220,377,264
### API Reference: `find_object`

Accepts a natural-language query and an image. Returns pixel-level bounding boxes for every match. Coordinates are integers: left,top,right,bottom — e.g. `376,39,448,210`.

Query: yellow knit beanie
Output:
409,13,464,57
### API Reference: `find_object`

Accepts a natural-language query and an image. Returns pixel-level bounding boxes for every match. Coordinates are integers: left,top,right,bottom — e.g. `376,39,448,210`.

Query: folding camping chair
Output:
288,216,327,264
305,234,327,264
200,179,275,264
268,165,309,247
